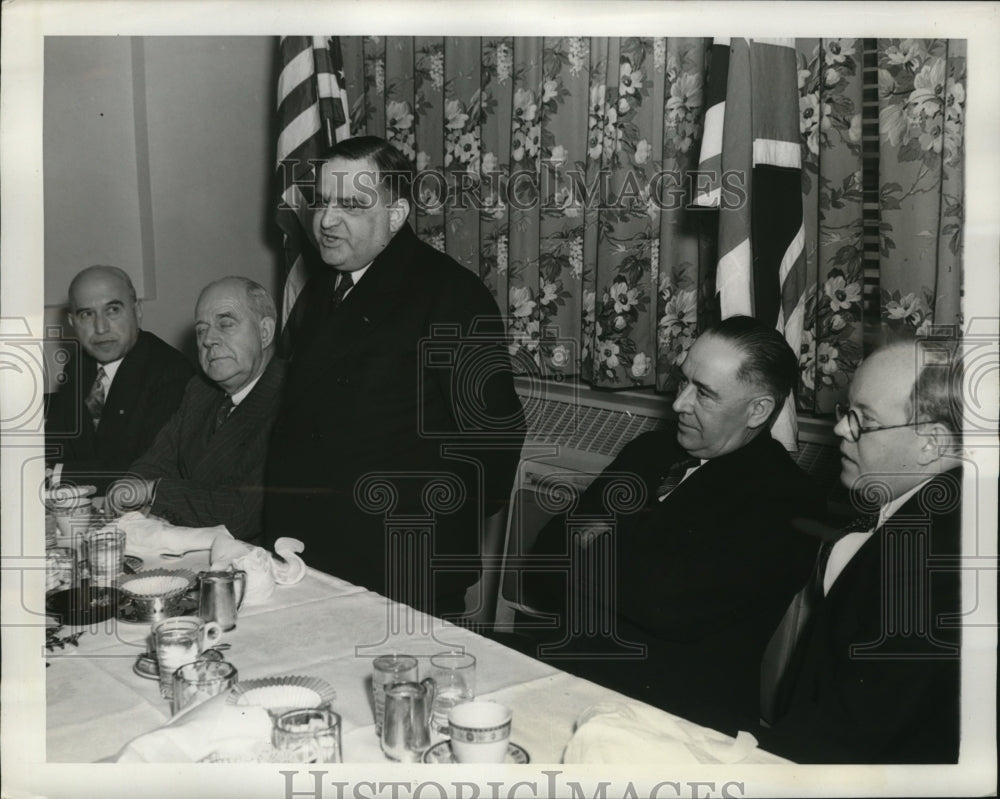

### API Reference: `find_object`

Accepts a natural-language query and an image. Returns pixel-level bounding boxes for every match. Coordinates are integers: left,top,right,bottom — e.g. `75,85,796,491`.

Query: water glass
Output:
371,654,417,736
152,616,223,700
273,708,342,763
429,651,476,734
86,527,126,584
46,546,77,593
171,659,238,715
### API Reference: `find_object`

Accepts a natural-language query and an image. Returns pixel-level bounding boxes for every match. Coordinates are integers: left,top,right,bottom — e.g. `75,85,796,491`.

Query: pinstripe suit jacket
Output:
128,357,286,542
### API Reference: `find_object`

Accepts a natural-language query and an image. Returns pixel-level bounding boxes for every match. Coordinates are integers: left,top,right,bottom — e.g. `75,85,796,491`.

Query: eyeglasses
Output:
834,403,924,443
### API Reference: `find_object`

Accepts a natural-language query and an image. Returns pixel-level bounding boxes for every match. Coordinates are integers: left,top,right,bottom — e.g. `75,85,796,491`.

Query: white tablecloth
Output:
46,551,787,764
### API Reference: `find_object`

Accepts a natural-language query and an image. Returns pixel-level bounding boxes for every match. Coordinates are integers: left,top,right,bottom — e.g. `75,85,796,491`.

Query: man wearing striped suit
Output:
107,277,286,543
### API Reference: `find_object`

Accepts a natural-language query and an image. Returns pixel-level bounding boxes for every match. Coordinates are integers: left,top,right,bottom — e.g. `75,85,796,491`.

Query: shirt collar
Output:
338,262,372,286
99,358,125,387
230,373,262,406
878,477,935,528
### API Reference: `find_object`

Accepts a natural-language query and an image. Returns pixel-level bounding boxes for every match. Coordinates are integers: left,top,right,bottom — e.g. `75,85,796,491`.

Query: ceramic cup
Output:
447,700,512,763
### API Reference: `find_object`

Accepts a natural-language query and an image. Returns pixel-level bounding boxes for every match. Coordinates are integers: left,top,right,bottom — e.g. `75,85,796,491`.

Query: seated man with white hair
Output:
107,277,286,542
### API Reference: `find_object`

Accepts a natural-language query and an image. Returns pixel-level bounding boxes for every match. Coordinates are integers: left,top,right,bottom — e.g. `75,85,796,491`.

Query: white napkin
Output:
114,691,272,763
209,536,308,607
562,701,760,764
119,511,233,560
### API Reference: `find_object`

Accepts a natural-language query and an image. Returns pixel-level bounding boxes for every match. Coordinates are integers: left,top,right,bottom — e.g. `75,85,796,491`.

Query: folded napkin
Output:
210,536,308,606
117,512,308,605
114,691,272,763
562,701,760,764
119,511,233,560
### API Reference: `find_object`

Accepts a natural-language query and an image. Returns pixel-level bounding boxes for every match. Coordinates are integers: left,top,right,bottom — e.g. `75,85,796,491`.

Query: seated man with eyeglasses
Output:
757,338,964,763
46,266,195,492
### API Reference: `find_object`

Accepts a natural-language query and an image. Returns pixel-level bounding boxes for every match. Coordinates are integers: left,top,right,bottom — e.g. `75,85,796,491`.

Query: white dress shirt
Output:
657,460,706,502
336,262,371,300
99,357,124,392
823,478,932,595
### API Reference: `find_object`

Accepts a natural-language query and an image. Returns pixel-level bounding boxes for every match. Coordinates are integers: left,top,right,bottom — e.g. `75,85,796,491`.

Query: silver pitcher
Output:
380,678,436,762
197,569,247,631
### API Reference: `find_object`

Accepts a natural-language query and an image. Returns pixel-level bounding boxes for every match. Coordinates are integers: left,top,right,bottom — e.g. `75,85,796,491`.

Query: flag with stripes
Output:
693,37,806,448
276,36,351,329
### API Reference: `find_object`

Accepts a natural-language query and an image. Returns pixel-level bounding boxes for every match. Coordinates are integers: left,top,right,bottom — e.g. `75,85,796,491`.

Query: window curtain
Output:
326,37,964,411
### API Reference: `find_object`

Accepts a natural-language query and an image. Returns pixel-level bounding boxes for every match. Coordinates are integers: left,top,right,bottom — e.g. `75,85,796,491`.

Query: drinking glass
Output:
429,651,476,734
46,546,77,593
86,527,125,584
152,616,223,700
371,654,417,736
171,659,238,715
273,708,342,763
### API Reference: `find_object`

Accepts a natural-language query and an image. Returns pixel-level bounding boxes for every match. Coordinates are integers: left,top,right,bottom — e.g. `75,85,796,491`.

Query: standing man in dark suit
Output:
758,338,964,763
45,265,194,491
264,136,525,618
521,316,824,732
106,277,285,542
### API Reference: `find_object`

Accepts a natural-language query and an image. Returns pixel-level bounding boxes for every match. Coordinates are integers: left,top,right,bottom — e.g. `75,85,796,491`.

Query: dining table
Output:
45,544,790,768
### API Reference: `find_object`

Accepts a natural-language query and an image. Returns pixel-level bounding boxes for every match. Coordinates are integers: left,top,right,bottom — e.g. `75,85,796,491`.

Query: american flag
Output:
275,36,351,330
694,38,806,448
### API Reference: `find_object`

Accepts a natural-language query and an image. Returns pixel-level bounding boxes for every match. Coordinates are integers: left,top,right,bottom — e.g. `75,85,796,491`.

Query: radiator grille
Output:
524,398,665,457
523,397,845,497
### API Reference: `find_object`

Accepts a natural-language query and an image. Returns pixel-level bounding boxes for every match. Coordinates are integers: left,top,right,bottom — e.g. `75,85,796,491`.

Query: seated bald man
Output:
758,337,964,763
106,277,286,542
45,265,194,491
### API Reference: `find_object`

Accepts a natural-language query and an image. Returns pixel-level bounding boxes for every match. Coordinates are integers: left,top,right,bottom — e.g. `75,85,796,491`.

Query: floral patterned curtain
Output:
336,37,964,408
795,38,965,413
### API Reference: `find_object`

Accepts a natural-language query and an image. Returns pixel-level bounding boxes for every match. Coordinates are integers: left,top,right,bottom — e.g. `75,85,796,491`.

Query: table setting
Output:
43,485,788,766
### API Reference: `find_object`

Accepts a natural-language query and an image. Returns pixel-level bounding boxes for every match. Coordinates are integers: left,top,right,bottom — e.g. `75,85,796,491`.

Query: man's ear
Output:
387,198,410,233
915,421,953,466
134,299,143,327
259,316,276,350
746,394,775,430
66,307,76,331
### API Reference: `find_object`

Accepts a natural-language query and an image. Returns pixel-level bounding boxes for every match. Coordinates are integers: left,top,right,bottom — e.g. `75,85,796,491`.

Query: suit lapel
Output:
191,360,286,470
285,225,423,400
94,332,150,442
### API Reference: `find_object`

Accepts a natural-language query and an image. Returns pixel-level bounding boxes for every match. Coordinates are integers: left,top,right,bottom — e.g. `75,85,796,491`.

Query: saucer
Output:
46,584,121,626
132,646,225,680
422,740,530,764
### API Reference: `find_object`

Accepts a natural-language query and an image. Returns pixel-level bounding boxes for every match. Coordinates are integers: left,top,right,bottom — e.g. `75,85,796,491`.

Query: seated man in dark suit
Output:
45,265,194,491
757,338,964,763
106,277,286,542
520,316,824,732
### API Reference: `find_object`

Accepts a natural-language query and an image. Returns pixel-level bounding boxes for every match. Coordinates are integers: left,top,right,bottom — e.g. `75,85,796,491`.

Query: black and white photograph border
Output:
2,1,997,798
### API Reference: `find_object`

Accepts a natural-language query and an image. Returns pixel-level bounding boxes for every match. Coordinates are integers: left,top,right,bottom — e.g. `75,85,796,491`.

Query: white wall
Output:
44,36,281,366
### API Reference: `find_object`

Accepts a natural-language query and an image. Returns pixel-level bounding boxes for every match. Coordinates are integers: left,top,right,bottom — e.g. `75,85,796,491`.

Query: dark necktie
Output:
760,513,878,725
330,271,355,309
84,366,106,430
213,395,234,434
657,457,700,498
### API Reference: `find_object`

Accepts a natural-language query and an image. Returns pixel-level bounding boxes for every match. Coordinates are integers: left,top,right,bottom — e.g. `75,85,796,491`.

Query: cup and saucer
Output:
422,739,530,764
422,701,530,764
